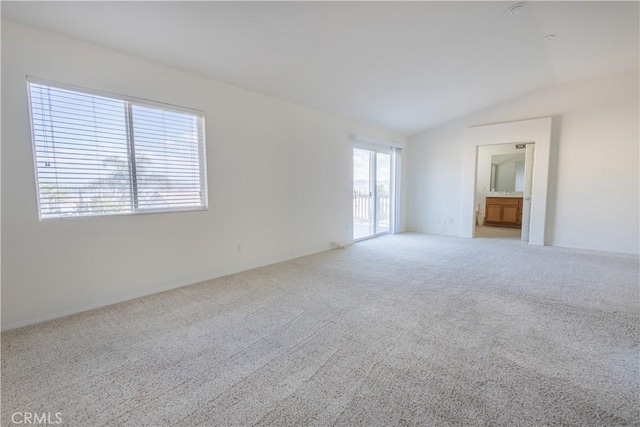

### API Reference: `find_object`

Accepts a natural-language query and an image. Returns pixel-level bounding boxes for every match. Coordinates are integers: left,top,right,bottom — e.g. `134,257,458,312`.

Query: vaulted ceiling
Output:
2,1,638,134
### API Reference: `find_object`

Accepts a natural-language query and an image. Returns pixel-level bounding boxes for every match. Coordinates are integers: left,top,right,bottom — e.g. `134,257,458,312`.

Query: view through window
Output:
28,79,207,220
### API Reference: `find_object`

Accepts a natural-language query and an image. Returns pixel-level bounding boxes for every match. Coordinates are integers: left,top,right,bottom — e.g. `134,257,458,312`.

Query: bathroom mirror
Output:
489,153,525,192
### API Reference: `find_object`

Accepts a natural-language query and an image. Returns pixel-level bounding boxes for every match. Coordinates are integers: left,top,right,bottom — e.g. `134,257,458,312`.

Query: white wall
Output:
1,20,406,329
407,70,639,254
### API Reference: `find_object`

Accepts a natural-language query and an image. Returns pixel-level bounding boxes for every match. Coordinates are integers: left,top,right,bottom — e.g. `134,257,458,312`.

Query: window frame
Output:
26,76,209,221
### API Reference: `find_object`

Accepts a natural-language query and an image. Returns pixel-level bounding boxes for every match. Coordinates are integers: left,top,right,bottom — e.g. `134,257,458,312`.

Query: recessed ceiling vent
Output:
507,3,526,16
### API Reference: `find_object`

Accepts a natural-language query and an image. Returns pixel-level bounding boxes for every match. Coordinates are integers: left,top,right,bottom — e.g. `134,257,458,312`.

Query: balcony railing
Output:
353,193,390,226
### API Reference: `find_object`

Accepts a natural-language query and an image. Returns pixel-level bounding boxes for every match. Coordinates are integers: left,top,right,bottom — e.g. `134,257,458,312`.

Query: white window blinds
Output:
27,78,207,220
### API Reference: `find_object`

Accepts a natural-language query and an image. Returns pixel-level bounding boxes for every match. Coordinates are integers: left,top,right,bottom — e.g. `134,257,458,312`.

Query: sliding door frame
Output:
352,136,402,242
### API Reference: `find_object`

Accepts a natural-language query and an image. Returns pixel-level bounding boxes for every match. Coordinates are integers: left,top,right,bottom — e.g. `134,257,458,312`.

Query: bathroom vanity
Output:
485,196,523,228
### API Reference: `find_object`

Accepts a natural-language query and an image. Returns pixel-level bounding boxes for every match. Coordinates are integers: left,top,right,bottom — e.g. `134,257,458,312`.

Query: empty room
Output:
1,2,638,426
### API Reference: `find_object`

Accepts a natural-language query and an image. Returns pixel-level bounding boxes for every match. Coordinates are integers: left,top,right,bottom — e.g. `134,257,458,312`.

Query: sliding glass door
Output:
376,152,391,234
353,148,373,239
353,147,393,240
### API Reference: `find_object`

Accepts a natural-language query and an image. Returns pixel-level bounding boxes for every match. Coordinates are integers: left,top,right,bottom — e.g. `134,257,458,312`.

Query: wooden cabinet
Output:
485,197,523,228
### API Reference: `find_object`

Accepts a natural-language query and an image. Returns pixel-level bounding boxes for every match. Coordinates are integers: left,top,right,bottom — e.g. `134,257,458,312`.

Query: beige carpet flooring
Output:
2,233,639,426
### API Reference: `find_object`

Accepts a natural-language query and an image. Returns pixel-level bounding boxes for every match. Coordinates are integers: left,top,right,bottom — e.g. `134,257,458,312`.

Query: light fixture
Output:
507,3,525,16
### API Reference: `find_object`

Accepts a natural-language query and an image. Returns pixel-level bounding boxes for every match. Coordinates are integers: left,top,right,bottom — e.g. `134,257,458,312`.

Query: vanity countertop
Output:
486,194,523,198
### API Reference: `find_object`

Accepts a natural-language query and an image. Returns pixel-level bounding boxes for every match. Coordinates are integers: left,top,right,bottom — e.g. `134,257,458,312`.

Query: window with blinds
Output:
27,78,207,220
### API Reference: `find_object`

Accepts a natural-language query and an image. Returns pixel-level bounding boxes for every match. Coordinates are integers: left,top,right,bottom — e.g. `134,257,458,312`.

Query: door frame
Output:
462,117,552,245
352,144,392,241
351,134,403,242
520,143,535,241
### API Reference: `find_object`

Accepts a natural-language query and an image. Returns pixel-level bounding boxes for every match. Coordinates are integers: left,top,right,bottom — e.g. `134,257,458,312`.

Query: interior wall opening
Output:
474,142,535,242
462,117,552,246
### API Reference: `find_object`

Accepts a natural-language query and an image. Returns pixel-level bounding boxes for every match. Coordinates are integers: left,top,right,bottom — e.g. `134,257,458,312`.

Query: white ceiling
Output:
2,1,638,135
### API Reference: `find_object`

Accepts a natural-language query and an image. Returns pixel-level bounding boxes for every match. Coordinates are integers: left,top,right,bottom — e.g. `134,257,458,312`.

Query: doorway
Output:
353,147,392,240
462,117,552,245
474,143,535,242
